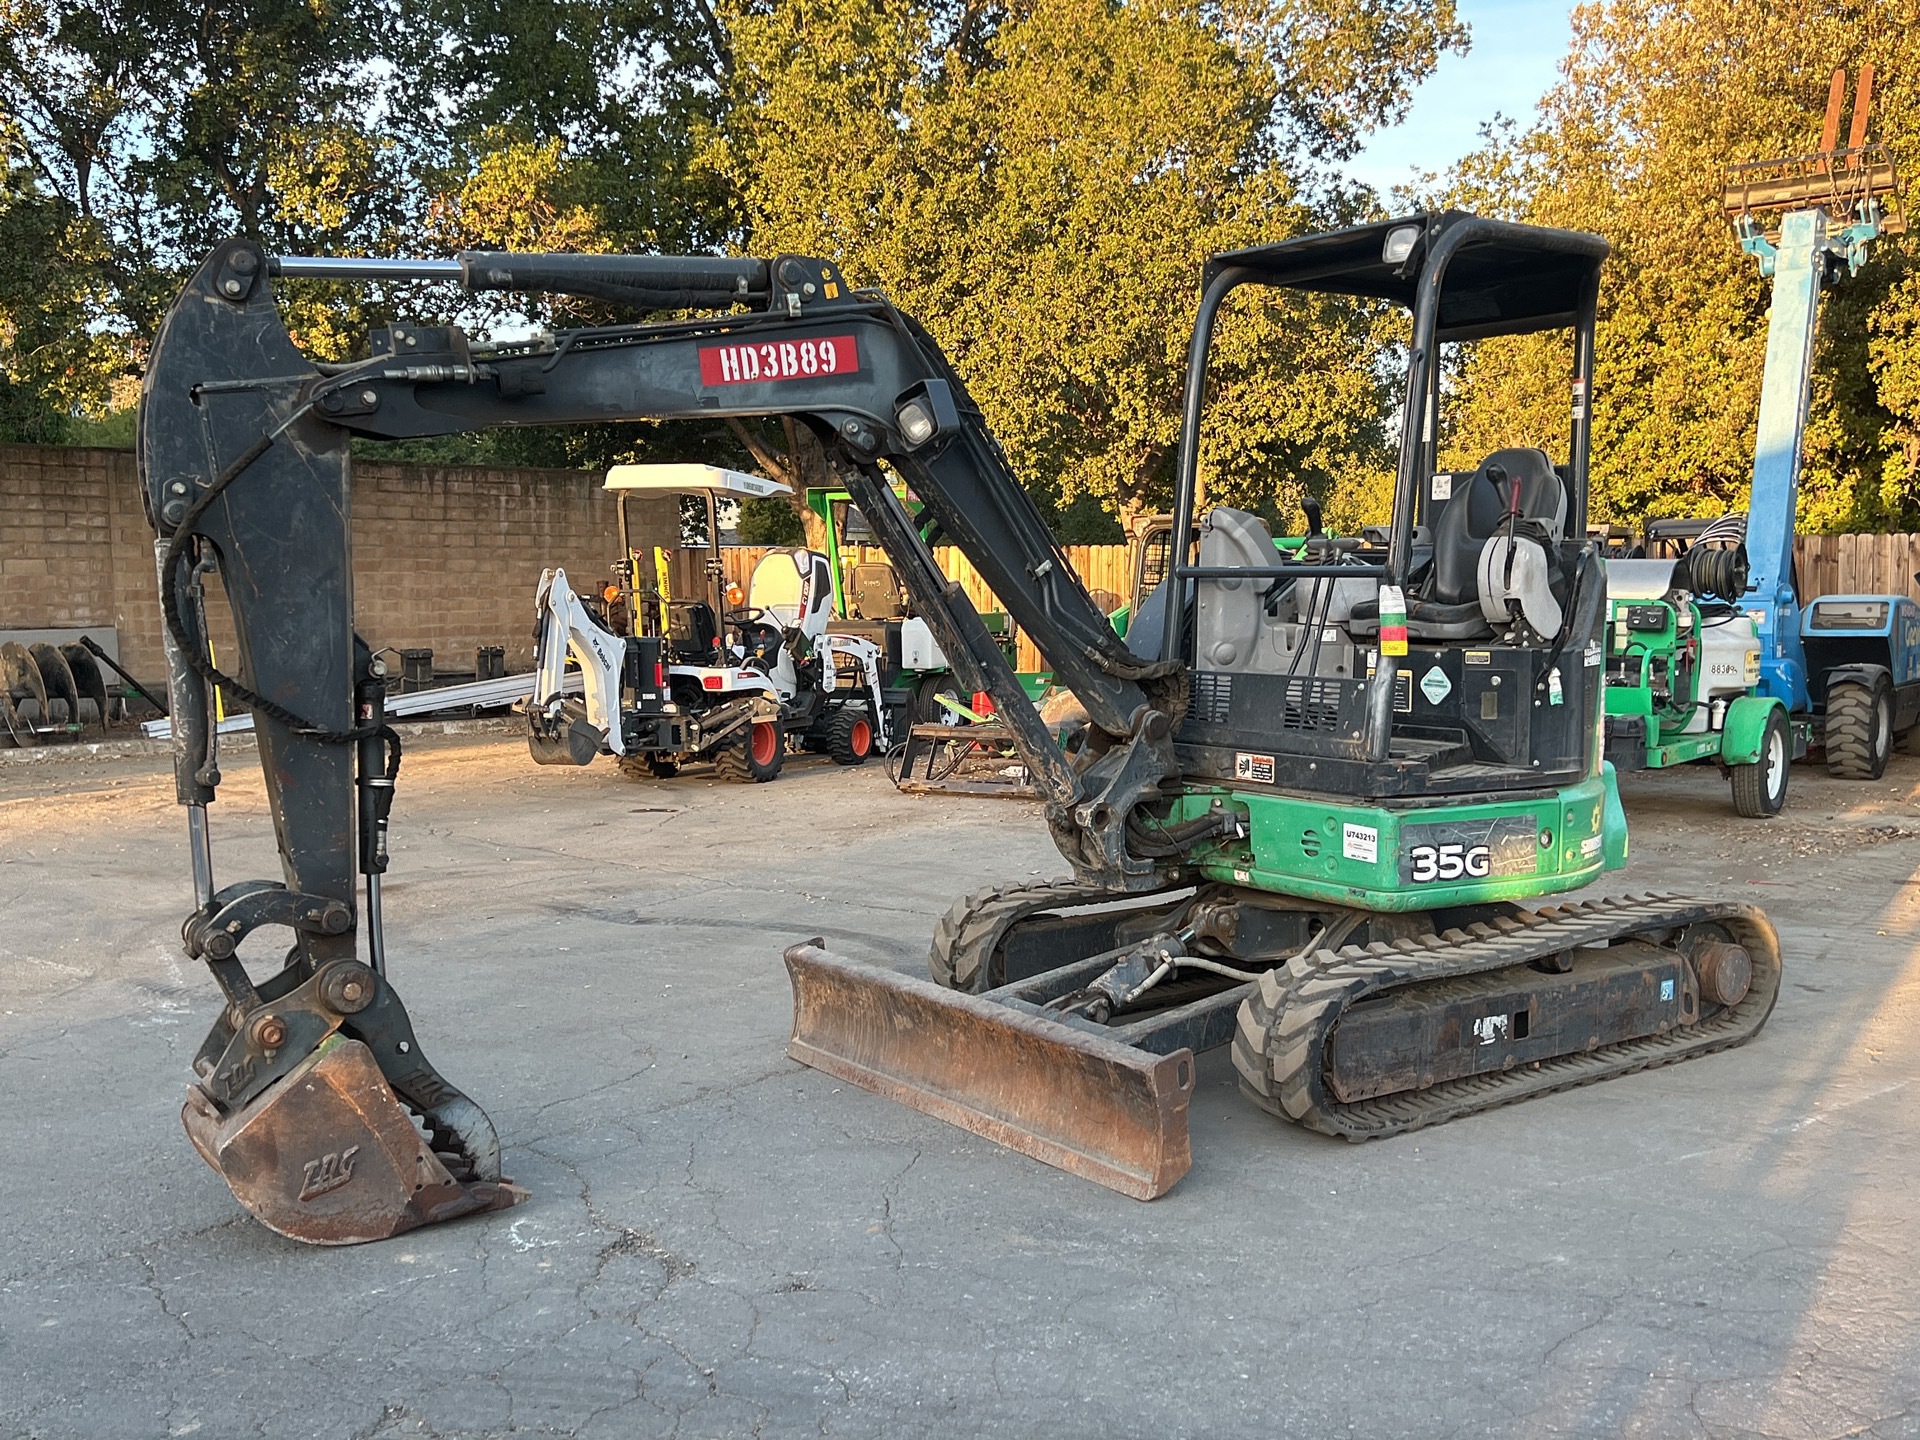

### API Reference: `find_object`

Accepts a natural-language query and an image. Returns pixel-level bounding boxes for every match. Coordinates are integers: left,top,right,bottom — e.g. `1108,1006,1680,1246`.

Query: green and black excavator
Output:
138,212,1780,1240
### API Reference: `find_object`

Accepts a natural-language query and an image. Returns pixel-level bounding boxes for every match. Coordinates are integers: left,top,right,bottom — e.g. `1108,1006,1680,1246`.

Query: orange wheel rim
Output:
851,718,871,755
751,722,778,765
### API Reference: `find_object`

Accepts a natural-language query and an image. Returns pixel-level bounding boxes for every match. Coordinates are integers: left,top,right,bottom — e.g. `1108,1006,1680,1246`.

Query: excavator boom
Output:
139,239,1188,1237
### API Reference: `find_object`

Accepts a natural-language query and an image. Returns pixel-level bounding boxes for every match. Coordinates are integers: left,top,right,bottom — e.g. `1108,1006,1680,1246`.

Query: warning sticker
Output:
1419,666,1452,705
1342,823,1379,864
1234,752,1275,785
1583,641,1603,668
1431,473,1453,501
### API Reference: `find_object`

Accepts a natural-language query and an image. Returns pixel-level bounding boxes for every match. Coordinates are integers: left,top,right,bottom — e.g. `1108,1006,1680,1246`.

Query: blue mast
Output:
1725,66,1900,711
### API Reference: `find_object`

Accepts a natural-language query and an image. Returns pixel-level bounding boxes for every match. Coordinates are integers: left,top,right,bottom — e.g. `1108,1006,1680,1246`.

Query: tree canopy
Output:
1442,0,1920,533
1,0,1466,535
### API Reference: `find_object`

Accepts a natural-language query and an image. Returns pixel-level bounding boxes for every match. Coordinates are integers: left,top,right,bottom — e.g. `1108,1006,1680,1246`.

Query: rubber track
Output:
1231,892,1782,1140
928,878,1154,992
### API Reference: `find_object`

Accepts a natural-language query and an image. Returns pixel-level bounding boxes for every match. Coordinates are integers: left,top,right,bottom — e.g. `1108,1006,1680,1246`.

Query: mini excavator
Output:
139,213,1781,1240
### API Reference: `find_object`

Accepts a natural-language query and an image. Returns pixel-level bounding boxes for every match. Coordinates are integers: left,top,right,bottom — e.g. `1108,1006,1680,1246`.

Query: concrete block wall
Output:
0,444,671,685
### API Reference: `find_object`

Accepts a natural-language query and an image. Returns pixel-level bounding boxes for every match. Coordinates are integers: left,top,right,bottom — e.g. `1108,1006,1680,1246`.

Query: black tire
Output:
1731,707,1790,818
618,752,680,780
910,674,952,725
1825,678,1893,780
714,719,784,783
826,706,876,765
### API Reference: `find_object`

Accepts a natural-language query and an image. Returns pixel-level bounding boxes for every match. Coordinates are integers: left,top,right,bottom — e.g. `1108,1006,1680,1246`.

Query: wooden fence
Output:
666,533,1920,675
1794,533,1920,603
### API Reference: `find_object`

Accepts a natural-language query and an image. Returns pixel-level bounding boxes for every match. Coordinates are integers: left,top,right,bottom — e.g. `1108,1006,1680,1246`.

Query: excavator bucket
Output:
181,1035,527,1245
783,943,1194,1199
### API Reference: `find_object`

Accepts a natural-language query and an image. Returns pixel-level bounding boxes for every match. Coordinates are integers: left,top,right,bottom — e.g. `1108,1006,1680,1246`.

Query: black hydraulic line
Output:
156,400,400,772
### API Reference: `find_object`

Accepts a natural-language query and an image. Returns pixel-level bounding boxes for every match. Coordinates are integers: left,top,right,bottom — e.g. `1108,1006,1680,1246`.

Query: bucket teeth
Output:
182,1035,526,1245
784,942,1194,1200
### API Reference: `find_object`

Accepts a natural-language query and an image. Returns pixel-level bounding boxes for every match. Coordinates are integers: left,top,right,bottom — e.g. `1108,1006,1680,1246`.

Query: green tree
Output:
708,0,1464,530
1444,0,1920,533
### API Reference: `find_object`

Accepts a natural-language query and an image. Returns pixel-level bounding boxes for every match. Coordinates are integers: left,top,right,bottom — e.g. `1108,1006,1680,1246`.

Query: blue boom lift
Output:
1604,66,1920,813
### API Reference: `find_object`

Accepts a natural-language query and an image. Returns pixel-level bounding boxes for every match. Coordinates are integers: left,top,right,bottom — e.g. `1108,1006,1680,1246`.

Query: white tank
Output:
1683,613,1760,733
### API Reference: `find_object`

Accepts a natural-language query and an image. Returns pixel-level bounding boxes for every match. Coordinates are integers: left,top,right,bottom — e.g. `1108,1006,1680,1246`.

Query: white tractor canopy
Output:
604,462,791,498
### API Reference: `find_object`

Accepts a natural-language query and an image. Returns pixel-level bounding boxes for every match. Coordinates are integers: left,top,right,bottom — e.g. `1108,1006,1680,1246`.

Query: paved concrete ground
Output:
5,733,1920,1439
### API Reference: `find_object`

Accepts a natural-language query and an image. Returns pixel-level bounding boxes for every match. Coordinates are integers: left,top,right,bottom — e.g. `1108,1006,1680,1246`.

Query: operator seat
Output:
1347,448,1567,642
847,563,905,619
1430,447,1566,605
666,601,722,663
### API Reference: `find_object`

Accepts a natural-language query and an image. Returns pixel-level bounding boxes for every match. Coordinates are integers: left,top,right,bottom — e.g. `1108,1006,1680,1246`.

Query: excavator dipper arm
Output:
139,239,1197,1238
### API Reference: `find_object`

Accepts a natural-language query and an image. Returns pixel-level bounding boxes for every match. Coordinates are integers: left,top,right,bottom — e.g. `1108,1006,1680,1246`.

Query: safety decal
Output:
1234,752,1275,784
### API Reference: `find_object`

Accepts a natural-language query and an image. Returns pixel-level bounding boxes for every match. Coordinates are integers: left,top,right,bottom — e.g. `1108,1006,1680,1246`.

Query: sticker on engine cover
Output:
699,335,859,386
1419,666,1452,705
1234,751,1275,784
1400,815,1539,885
1342,823,1378,863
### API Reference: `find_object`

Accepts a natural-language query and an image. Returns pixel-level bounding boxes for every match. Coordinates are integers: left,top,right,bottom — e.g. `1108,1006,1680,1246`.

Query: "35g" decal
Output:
1406,843,1492,883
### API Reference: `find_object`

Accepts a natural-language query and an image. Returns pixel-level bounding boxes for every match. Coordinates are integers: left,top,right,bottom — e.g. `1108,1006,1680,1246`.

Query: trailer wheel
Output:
911,674,951,725
1731,708,1789,817
716,719,784,783
1825,678,1893,780
827,707,875,766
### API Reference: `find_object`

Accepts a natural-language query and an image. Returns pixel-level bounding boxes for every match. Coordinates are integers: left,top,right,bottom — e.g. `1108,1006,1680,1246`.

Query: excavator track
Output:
1232,892,1781,1140
929,878,1174,991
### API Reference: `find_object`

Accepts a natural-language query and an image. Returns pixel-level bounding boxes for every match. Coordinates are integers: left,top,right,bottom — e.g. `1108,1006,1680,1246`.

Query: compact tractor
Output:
526,462,891,782
1602,66,1920,814
136,213,1779,1240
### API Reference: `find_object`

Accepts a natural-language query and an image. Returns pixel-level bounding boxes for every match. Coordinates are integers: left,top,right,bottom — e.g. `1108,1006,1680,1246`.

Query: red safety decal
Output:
699,335,859,386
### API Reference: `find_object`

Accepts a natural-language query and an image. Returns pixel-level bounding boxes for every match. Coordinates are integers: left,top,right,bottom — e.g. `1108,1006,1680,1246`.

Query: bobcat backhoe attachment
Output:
139,216,1779,1232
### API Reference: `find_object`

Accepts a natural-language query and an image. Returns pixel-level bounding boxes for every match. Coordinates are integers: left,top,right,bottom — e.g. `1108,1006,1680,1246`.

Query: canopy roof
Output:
1206,211,1608,342
604,463,791,498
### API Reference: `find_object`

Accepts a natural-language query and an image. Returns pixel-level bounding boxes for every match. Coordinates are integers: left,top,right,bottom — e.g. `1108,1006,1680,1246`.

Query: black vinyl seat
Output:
847,563,904,619
1347,448,1567,642
666,601,722,663
1430,447,1566,606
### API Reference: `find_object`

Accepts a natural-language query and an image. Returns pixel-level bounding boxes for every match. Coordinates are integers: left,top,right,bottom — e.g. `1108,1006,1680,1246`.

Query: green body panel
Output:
1600,761,1630,869
1603,591,1768,771
1718,694,1782,765
1171,770,1626,913
1647,733,1723,766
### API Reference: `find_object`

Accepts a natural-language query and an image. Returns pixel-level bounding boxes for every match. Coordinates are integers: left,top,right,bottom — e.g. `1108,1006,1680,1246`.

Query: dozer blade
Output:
181,1034,527,1245
784,943,1194,1200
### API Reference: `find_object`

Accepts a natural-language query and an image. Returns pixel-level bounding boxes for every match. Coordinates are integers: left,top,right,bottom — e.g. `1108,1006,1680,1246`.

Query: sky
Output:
1344,1,1578,194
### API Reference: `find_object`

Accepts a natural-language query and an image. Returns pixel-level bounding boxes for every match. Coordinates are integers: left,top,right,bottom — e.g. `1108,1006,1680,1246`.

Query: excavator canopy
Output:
1207,211,1608,341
